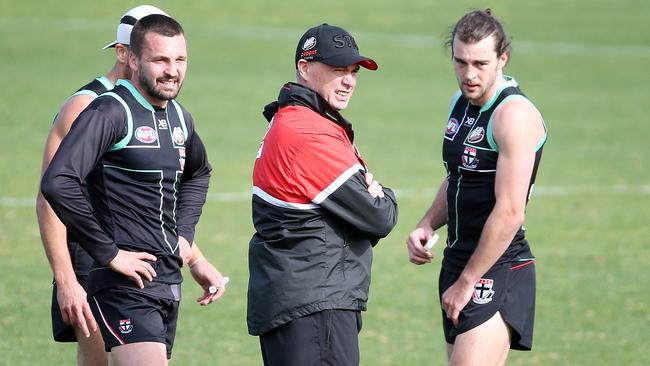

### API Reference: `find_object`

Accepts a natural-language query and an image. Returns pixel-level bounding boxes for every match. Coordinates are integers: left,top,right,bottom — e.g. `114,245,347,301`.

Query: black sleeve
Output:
176,126,211,244
40,101,125,266
319,170,398,243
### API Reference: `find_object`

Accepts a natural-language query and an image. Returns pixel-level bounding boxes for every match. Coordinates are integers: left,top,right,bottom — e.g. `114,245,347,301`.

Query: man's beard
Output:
139,68,182,101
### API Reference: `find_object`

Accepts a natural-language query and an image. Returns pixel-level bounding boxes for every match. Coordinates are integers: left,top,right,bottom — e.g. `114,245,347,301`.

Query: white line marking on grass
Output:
0,197,35,207
4,185,649,207
1,19,649,58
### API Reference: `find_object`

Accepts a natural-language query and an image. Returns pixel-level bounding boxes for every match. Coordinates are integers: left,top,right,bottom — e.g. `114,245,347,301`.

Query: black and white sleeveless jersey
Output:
51,76,114,126
72,75,115,98
42,79,211,290
441,77,547,273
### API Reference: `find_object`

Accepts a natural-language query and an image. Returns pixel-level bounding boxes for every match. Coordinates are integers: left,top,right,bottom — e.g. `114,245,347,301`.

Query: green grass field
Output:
1,0,649,364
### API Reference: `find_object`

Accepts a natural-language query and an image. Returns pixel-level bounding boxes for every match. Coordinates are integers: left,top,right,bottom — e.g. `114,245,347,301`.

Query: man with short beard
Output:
41,14,216,365
36,7,167,364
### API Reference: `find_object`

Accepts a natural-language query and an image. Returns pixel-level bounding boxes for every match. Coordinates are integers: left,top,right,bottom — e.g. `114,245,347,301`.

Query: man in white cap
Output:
36,6,226,365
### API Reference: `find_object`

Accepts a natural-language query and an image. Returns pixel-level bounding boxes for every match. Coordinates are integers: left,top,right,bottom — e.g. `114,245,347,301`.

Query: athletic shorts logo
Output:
119,318,133,334
467,126,485,143
472,278,495,304
172,127,185,145
446,118,460,135
461,146,479,168
135,126,157,144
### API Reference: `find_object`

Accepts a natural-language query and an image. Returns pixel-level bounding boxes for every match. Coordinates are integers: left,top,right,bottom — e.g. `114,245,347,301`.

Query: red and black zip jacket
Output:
247,82,398,335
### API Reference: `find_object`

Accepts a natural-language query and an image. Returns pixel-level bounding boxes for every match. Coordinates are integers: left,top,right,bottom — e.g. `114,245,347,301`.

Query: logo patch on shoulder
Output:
446,118,460,135
119,318,133,334
172,127,185,145
472,278,495,304
467,126,485,143
135,126,157,143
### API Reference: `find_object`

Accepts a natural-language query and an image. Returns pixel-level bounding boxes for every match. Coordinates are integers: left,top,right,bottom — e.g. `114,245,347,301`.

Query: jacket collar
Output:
263,82,354,142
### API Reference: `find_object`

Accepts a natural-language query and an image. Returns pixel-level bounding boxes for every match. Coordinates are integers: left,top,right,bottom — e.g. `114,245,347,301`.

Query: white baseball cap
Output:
102,5,169,49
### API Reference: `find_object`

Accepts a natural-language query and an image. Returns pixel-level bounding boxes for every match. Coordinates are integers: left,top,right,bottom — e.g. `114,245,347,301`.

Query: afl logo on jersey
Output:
462,146,479,169
467,127,485,143
135,126,157,144
446,118,460,135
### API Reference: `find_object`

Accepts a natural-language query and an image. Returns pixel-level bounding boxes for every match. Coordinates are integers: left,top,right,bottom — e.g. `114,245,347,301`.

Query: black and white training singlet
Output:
72,75,115,99
441,76,547,274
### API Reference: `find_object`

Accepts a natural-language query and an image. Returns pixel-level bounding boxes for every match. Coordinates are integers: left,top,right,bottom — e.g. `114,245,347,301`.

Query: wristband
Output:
188,256,206,268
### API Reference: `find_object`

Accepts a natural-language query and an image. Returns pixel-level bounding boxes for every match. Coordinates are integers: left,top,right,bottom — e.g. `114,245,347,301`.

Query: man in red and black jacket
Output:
247,24,398,366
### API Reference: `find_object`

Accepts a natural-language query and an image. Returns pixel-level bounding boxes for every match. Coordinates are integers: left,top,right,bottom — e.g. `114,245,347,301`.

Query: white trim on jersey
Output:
102,165,177,253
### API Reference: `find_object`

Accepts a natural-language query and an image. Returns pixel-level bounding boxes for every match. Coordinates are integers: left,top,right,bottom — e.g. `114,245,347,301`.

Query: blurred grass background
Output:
1,0,648,364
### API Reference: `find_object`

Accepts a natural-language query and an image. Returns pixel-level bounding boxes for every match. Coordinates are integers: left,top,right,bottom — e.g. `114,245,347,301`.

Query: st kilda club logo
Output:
472,278,495,305
462,146,479,169
119,318,133,334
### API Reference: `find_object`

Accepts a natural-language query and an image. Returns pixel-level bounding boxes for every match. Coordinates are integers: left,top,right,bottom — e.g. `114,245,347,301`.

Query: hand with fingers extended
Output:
56,279,97,338
406,227,435,265
108,249,157,289
365,172,385,198
189,258,227,306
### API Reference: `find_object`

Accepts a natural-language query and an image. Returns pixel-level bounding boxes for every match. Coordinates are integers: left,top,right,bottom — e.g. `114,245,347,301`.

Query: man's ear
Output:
115,44,129,65
497,51,509,69
128,49,138,73
297,59,310,81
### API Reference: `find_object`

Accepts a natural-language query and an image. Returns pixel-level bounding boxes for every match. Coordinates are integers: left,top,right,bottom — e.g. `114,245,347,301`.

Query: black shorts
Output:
89,287,180,359
439,260,536,350
259,309,362,366
51,241,94,342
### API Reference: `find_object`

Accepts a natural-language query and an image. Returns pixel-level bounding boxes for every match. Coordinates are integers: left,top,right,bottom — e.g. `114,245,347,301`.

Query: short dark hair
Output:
130,14,184,57
446,9,511,57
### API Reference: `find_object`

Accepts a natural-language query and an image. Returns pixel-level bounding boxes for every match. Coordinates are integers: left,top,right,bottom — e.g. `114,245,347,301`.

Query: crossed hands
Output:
365,172,384,198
